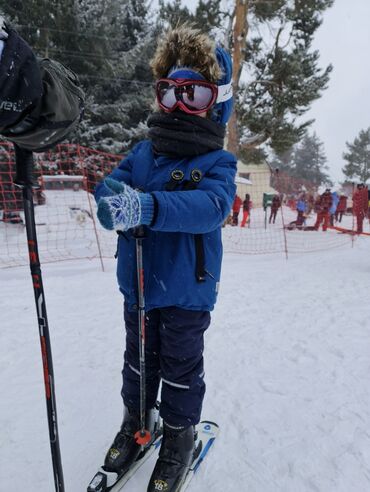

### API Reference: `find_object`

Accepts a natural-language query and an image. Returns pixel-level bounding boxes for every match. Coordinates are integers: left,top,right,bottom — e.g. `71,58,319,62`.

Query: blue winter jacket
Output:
95,140,237,312
330,192,339,214
296,199,306,213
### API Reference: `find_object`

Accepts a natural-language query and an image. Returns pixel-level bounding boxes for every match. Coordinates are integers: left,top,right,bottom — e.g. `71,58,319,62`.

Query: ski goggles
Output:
156,78,219,115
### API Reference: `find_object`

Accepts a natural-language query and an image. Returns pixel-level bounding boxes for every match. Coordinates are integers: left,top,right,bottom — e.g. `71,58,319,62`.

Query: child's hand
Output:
97,183,141,231
96,182,154,232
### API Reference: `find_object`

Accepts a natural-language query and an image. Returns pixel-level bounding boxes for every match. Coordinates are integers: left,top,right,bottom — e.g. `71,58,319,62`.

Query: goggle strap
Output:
216,82,233,103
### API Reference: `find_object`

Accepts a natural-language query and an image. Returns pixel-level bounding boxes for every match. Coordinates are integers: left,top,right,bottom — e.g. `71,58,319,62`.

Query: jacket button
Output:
132,304,138,310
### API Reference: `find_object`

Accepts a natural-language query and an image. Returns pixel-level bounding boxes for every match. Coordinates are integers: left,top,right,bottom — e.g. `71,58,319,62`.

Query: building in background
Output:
237,160,277,207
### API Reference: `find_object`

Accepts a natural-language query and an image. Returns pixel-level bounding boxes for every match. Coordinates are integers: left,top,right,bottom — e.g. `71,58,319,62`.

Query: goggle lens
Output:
156,79,217,114
181,84,214,110
158,82,177,108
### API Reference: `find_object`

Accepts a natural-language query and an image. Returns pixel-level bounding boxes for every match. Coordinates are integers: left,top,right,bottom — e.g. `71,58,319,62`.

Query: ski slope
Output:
1,239,370,491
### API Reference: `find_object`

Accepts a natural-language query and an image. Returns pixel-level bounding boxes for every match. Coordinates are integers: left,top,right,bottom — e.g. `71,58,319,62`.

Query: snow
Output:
1,240,370,491
235,175,252,185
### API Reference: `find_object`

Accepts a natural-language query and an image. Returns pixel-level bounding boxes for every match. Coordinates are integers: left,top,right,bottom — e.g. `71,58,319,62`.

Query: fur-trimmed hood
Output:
150,25,234,126
150,25,222,83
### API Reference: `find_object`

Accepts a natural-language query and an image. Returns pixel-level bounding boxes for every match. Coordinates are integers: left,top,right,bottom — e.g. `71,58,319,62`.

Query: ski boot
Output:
104,405,160,476
147,422,197,492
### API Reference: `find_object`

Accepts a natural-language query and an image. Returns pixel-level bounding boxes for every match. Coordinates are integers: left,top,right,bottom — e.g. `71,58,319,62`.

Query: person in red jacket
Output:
241,193,251,227
334,195,347,223
353,183,368,233
314,189,332,231
232,194,242,226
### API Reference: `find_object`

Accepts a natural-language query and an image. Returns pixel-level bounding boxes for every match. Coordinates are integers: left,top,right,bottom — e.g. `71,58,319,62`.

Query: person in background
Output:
314,188,332,231
330,191,339,226
335,195,347,223
269,194,281,224
307,194,315,215
241,193,251,227
296,193,307,228
352,183,369,233
232,194,242,226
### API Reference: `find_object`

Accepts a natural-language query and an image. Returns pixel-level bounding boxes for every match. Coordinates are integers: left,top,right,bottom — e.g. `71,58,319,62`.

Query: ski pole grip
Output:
133,225,146,238
14,145,35,187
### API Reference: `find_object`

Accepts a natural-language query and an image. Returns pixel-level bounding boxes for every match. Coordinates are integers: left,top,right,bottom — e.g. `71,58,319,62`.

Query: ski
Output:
88,420,218,492
178,421,219,492
328,225,370,236
87,433,162,492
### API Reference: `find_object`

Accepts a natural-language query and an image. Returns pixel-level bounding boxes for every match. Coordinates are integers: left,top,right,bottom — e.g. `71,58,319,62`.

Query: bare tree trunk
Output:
227,0,249,156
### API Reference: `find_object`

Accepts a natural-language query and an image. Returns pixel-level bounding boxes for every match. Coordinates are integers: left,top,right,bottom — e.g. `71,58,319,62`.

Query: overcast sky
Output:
153,0,370,182
307,0,370,182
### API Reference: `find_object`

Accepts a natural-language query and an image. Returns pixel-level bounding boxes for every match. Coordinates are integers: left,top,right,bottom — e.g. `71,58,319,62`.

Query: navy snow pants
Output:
121,303,210,428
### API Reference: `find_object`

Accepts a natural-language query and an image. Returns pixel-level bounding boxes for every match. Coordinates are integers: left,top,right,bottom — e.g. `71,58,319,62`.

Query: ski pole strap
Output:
164,168,206,282
182,170,206,283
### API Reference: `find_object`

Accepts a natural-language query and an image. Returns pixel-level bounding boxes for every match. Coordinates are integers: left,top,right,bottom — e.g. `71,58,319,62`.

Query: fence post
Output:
80,145,105,272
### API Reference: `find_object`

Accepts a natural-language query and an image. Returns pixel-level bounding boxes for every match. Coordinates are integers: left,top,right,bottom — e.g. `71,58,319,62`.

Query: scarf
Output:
147,111,226,157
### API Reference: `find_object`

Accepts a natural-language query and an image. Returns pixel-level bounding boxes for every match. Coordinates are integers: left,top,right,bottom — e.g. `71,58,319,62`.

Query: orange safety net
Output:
1,143,368,268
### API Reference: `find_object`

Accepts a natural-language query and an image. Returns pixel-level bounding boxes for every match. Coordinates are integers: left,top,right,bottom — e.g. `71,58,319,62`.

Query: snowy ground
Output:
1,239,370,492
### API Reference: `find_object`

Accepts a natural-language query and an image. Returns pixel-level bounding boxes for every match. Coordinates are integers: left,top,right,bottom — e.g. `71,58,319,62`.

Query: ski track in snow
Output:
1,240,370,491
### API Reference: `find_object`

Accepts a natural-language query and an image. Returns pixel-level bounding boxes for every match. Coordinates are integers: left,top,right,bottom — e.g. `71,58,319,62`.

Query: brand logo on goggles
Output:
156,79,218,115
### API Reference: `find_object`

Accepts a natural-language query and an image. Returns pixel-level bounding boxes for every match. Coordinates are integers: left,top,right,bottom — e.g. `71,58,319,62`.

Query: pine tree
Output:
342,128,370,183
158,0,222,33
0,1,80,64
272,132,332,187
293,133,332,186
76,0,157,152
156,0,334,158
229,0,334,156
0,0,157,153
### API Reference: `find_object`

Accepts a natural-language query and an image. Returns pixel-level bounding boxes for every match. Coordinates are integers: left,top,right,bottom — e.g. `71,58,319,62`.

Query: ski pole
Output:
13,145,65,492
133,225,151,448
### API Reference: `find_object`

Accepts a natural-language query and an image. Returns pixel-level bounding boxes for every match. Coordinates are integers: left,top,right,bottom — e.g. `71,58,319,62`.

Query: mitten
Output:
97,177,126,200
97,182,154,231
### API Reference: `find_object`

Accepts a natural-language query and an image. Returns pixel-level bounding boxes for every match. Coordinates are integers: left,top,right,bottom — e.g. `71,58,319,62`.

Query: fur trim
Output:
150,25,222,83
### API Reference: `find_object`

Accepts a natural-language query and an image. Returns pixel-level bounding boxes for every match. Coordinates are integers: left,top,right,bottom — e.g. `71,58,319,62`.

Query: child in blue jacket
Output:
94,26,236,491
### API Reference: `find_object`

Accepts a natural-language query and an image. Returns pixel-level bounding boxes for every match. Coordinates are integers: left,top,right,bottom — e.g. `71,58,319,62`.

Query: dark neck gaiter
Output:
147,111,226,157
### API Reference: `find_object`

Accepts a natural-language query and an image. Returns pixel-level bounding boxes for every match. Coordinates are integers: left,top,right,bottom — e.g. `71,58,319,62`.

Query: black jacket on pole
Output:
0,25,84,152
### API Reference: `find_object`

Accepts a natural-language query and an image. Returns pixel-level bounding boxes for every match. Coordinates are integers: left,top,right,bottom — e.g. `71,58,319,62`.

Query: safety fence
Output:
0,142,367,269
0,142,120,268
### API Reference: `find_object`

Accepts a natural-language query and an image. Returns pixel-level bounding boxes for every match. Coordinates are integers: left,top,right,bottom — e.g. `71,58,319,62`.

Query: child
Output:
94,26,236,491
314,188,332,231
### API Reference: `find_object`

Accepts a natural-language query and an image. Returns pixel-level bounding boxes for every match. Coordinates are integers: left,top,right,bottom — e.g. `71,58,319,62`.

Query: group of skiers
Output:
288,184,369,234
231,192,282,227
229,186,369,234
